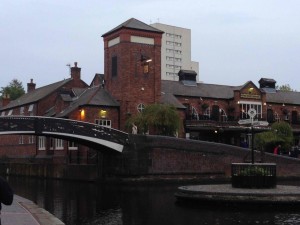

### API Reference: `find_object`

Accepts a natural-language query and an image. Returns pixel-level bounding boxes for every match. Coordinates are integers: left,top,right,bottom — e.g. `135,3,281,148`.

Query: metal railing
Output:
231,163,277,188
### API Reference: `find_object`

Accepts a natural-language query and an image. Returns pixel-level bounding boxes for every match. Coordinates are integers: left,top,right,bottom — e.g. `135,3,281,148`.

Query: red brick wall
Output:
103,28,162,131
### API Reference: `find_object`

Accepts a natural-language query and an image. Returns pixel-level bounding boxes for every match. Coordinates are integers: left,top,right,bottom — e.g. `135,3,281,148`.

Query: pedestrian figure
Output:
273,144,281,155
0,176,13,225
132,123,137,134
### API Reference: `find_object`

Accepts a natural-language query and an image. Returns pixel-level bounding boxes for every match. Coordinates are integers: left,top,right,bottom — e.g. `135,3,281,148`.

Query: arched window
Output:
220,108,227,122
204,107,211,119
191,106,199,120
274,112,280,122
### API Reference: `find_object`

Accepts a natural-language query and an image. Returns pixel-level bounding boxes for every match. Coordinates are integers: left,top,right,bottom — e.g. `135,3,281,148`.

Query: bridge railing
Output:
0,116,129,149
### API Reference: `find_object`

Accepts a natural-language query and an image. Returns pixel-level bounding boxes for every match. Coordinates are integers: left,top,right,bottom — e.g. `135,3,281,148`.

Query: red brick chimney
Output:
2,93,10,107
27,79,36,93
71,62,81,80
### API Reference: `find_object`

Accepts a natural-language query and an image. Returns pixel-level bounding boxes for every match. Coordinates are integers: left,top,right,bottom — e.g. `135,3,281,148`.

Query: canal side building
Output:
0,18,300,165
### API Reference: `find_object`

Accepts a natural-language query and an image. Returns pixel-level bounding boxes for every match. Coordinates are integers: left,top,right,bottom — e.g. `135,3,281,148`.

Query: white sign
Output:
248,108,257,118
253,121,269,126
238,119,252,125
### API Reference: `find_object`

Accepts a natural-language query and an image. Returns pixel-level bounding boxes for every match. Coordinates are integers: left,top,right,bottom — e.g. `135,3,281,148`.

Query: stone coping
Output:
175,184,300,204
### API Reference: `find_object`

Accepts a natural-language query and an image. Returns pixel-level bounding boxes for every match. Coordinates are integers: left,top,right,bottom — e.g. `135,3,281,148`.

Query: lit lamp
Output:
100,109,107,118
80,109,85,120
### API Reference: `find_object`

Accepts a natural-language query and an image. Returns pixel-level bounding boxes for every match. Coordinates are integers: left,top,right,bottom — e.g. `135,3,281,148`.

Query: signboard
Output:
253,121,269,126
238,119,252,125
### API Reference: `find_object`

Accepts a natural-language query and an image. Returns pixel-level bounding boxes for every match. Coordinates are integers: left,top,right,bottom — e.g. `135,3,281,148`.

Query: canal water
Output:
7,176,300,225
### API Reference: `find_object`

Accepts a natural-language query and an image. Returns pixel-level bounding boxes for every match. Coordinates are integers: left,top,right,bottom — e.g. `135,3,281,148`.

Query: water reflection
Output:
7,177,300,225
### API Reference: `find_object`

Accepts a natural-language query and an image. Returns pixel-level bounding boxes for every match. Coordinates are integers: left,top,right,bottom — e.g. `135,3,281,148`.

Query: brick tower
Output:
102,18,163,131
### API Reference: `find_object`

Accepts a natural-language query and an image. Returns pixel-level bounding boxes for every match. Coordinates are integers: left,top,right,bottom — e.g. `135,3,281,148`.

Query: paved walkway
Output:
1,195,64,225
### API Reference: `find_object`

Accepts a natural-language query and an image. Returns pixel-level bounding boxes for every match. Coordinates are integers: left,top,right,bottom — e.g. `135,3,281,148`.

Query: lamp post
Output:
248,108,257,164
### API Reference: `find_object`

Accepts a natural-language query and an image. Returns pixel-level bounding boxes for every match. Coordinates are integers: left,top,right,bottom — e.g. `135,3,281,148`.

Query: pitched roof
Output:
162,80,237,99
160,92,186,109
0,78,72,110
56,86,119,117
266,90,300,105
102,18,163,37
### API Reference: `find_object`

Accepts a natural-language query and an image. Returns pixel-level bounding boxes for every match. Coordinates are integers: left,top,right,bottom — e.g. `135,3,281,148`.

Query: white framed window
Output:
166,64,174,68
191,106,199,120
68,141,78,150
95,119,112,128
28,135,35,144
137,103,145,113
1,111,5,116
204,107,211,119
8,109,13,115
274,112,280,122
20,106,24,115
166,41,174,46
220,108,228,122
166,72,177,77
166,48,174,53
55,139,64,150
238,101,262,119
28,104,34,116
38,136,46,150
19,135,24,144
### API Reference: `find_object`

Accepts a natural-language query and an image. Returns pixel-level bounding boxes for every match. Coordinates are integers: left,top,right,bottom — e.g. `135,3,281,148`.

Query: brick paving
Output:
1,195,64,225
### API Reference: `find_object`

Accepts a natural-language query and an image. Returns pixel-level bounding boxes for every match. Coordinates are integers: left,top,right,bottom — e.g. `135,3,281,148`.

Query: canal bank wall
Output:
1,135,300,181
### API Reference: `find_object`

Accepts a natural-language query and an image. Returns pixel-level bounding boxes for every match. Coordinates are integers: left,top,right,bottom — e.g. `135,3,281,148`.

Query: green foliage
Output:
255,121,293,153
238,166,269,176
0,79,25,100
126,104,180,136
276,84,295,92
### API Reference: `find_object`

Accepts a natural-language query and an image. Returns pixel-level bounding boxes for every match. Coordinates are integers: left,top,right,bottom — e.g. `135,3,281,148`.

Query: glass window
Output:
239,102,262,119
28,135,35,144
19,135,24,144
38,136,46,150
137,103,145,113
55,139,64,150
95,119,112,128
20,107,24,115
68,141,78,150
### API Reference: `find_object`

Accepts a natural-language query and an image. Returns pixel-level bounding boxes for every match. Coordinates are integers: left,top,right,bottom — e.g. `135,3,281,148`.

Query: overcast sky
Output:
1,0,299,91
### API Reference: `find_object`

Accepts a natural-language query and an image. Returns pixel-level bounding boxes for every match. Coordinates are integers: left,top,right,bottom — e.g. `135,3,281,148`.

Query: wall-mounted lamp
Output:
100,109,107,118
141,55,152,74
141,55,152,63
80,109,85,120
282,103,285,107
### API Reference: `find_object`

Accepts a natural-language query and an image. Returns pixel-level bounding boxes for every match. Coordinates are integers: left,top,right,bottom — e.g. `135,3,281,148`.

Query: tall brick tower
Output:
102,18,163,130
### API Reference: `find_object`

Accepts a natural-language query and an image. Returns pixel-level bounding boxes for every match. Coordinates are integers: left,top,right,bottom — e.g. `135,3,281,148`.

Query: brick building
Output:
0,18,300,164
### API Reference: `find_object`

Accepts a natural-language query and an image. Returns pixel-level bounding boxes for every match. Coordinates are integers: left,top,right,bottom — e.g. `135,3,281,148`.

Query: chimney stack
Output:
27,79,36,93
2,93,10,107
71,62,81,80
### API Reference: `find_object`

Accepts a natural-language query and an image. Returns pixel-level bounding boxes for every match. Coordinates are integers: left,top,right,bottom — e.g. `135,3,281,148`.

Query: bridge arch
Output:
0,116,129,152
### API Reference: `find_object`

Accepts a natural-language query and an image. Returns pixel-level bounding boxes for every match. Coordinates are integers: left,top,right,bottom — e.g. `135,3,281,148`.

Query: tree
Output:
276,84,295,92
126,104,181,136
255,121,293,154
0,79,25,100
